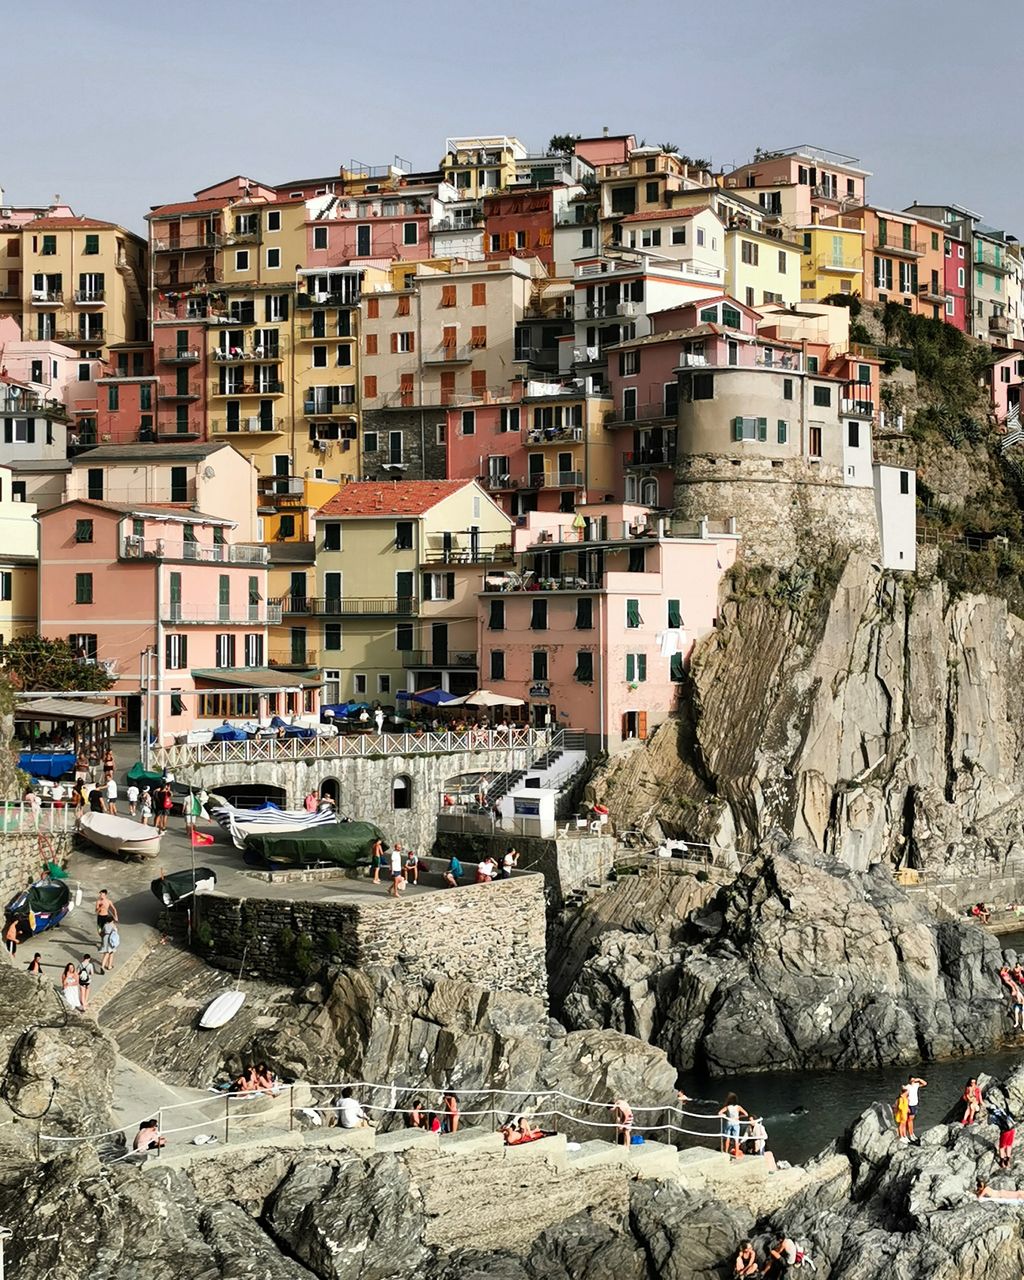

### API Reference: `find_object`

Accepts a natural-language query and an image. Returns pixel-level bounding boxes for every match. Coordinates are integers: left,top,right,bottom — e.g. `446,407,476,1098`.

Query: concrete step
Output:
438,1126,504,1156
565,1138,629,1171
375,1128,440,1154
621,1139,682,1179
502,1132,567,1168
305,1125,376,1153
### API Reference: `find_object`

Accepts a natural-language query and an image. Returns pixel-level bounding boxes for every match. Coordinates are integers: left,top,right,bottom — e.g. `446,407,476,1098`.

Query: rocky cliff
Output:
592,555,1024,875
561,838,1008,1075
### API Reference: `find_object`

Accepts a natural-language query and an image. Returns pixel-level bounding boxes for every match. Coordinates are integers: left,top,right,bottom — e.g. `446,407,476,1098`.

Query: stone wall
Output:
198,874,548,1001
362,408,448,481
432,831,618,904
674,455,880,567
0,831,73,905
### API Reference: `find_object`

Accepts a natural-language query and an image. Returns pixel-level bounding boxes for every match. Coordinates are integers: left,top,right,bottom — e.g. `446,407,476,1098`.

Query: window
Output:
532,650,548,681
107,386,119,411
69,633,97,659
783,378,793,401
671,225,686,245
392,775,412,810
215,634,236,668
806,356,819,373
313,226,328,250
170,466,188,502
165,634,188,670
378,674,391,696
809,426,823,458
490,650,506,681
691,373,714,400
472,283,486,306
322,522,341,551
848,421,860,448
441,285,456,307
812,386,832,407
620,350,640,377
645,181,659,203
732,416,767,442
516,230,527,249
323,622,342,651
575,597,593,630
266,248,281,269
395,623,413,651
353,673,367,696
574,651,594,682
140,384,152,411
696,226,705,247
75,572,93,604
363,431,378,454
388,431,403,464
581,228,595,249
461,410,475,436
470,325,486,349
75,519,93,543
489,233,501,252
667,599,681,627
626,598,642,628
87,469,104,500
721,305,742,330
235,250,249,272
628,546,646,573
267,210,281,232
390,331,414,353
396,295,410,317
957,266,966,289
777,419,788,444
244,634,263,667
900,470,910,495
312,344,328,368
531,599,548,630
741,240,759,266
41,235,56,255
873,256,893,290
489,599,505,631
499,406,519,433
83,234,99,255
422,571,455,601
363,375,377,399
625,653,647,682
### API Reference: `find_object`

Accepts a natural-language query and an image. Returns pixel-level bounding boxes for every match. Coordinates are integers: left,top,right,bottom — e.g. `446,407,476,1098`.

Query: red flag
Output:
190,830,214,847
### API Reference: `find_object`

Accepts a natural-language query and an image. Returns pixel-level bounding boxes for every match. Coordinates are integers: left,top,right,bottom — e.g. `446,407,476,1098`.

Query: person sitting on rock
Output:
733,1240,758,1277
746,1114,768,1156
761,1233,797,1277
406,1099,425,1128
133,1119,166,1153
336,1086,372,1129
972,902,992,924
254,1063,278,1095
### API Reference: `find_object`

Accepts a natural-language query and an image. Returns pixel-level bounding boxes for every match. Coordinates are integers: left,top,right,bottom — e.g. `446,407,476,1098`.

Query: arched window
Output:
640,478,659,506
392,775,412,810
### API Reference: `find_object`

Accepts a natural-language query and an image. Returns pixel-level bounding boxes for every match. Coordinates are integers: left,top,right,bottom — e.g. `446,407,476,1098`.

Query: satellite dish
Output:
202,466,216,479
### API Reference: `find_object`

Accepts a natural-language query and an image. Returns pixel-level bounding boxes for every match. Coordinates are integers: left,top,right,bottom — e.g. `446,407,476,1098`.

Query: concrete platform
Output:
376,1128,440,1154
438,1126,504,1156
502,1132,567,1166
305,1125,376,1153
565,1138,629,1171
623,1139,683,1179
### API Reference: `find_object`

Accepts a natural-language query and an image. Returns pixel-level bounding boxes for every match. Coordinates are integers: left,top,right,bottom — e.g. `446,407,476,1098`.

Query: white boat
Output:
79,811,163,859
199,990,246,1029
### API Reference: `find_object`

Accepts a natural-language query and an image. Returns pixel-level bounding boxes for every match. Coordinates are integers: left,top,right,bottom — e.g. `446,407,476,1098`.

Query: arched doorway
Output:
319,777,341,809
392,775,412,810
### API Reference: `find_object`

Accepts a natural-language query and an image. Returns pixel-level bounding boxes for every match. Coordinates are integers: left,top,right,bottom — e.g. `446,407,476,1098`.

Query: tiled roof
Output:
316,480,471,518
24,216,117,231
147,195,229,219
72,443,224,462
618,207,713,224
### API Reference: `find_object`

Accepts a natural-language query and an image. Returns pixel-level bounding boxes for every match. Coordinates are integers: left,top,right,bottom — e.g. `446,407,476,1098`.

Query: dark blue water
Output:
675,1048,1023,1164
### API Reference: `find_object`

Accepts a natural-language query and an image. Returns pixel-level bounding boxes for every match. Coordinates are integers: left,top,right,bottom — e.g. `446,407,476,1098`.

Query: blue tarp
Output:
210,725,248,742
18,752,76,779
405,688,458,706
320,702,370,720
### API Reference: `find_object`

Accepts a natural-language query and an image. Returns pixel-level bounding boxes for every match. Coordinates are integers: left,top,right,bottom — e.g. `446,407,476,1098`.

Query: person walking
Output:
61,962,81,1011
100,918,120,972
22,786,40,830
126,782,139,817
105,775,119,815
78,954,95,1011
373,706,385,734
992,1106,1018,1169
140,787,153,825
905,1075,927,1144
95,889,118,945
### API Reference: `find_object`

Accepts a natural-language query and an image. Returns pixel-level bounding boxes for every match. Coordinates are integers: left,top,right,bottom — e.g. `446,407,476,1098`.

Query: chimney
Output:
602,126,609,137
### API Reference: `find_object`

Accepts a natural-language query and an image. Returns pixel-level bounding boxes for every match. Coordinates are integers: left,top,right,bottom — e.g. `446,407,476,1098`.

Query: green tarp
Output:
242,821,387,868
127,762,163,785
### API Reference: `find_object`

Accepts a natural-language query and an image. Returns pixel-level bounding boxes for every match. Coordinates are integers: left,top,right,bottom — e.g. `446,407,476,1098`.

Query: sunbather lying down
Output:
499,1116,553,1145
977,1180,1024,1202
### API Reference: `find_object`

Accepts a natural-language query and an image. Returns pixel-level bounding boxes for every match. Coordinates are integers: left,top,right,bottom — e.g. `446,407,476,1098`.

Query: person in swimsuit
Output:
718,1093,749,1157
613,1098,634,1146
962,1078,984,1126
95,890,118,944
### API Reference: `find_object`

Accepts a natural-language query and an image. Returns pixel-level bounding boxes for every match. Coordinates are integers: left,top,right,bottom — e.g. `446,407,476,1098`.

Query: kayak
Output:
200,990,245,1029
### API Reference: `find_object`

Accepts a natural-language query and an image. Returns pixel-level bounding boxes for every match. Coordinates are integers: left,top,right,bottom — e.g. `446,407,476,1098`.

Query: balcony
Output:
304,399,356,417
30,291,63,306
430,216,485,232
158,389,201,402
424,344,474,365
526,425,583,445
153,233,223,252
872,235,925,258
211,380,285,397
421,545,512,566
225,228,261,246
159,347,202,364
401,649,478,669
268,649,317,669
121,536,269,566
58,330,105,346
211,348,283,363
584,300,638,320
604,403,675,427
482,473,523,491
623,447,676,468
840,383,874,417
522,299,575,320
481,573,602,593
917,281,946,305
538,470,584,489
209,417,286,435
813,254,863,273
308,596,419,617
0,392,67,418
990,314,1012,335
298,324,352,340
274,595,314,615
754,352,803,371
154,422,204,441
73,289,105,306
296,292,361,310
152,266,222,288
257,475,305,505
161,603,281,625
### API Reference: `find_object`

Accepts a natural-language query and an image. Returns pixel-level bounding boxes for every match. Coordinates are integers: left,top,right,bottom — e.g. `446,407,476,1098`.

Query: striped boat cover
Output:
210,801,339,850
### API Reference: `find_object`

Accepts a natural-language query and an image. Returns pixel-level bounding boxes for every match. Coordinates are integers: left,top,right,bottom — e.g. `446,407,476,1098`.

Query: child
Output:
894,1086,910,1141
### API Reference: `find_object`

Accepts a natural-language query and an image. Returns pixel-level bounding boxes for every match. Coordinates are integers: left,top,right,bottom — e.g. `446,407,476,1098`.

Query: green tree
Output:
548,134,579,157
1,636,115,693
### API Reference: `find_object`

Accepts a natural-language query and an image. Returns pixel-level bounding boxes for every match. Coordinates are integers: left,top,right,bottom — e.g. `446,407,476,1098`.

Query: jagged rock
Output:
563,839,1007,1075
199,1201,317,1278
627,1181,753,1280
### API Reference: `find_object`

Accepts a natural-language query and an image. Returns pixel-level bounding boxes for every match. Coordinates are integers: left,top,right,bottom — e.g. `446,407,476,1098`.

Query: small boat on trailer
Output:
79,811,162,859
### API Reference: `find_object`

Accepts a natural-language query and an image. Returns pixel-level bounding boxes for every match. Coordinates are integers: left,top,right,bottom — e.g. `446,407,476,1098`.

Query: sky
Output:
7,0,1022,235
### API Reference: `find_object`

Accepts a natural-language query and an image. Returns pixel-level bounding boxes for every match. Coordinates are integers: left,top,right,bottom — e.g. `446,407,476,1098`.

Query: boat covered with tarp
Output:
241,821,387,869
150,867,218,907
210,798,340,850
5,878,73,936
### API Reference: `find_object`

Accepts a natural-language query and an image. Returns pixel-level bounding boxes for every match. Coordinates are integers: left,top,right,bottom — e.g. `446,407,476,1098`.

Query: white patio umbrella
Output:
447,689,526,708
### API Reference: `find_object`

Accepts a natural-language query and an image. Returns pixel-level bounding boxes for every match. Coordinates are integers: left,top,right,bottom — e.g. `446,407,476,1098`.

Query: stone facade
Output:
0,831,72,906
433,830,618,904
362,408,448,481
674,455,880,567
198,874,548,1001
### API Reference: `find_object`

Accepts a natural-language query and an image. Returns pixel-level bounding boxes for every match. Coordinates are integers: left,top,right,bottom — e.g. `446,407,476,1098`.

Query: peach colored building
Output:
477,504,739,750
36,500,318,741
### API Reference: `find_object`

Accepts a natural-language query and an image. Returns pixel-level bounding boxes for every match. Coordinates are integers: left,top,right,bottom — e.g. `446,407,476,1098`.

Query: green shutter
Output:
637,654,647,682
626,653,635,682
667,599,681,627
777,420,788,444
732,417,744,441
626,598,641,628
670,653,684,681
757,417,767,442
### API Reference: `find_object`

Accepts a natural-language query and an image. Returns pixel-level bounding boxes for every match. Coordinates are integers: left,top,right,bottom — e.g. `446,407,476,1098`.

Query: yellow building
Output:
521,390,615,501
313,479,512,704
441,136,525,199
15,215,146,361
799,224,865,300
0,465,38,643
723,226,803,309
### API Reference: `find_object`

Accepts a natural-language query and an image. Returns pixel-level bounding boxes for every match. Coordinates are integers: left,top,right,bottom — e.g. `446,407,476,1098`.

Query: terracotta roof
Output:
316,480,471,518
618,207,713,224
147,195,229,219
24,216,117,231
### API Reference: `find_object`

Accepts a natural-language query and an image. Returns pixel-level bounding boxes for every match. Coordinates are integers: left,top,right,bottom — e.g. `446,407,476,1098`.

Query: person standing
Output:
369,838,384,885
78,954,95,1011
126,782,139,817
61,963,81,1011
501,846,519,879
156,784,172,832
373,706,385,734
304,789,318,814
105,775,119,815
388,845,405,898
992,1106,1017,1169
3,917,18,956
22,786,40,830
140,787,153,825
102,748,115,781
894,1086,910,1141
100,919,120,972
184,790,201,833
95,889,118,945
718,1093,749,1158
905,1075,927,1144
441,1092,460,1134
962,1078,984,1126
612,1098,634,1146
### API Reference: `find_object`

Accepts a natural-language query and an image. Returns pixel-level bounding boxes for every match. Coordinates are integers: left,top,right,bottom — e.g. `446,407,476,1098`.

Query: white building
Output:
872,463,916,571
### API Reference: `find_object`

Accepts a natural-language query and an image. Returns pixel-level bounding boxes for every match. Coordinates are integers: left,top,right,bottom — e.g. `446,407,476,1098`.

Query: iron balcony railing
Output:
401,649,478,668
120,536,269,565
158,347,202,364
270,596,418,617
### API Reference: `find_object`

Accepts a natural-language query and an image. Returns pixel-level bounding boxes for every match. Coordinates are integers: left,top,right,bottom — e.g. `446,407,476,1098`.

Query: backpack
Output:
107,927,120,951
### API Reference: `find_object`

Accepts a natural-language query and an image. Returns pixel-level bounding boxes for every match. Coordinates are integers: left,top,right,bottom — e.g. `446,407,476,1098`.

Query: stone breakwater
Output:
197,873,549,1001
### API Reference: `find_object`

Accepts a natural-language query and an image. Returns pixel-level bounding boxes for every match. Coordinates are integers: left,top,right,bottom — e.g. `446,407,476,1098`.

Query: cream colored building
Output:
313,479,512,703
0,464,38,643
441,136,526,199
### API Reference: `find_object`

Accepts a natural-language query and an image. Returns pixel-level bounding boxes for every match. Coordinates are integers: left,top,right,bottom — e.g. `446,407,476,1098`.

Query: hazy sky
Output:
7,0,1020,235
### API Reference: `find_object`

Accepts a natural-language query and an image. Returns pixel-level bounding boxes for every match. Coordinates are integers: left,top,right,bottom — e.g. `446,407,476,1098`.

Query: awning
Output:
191,667,322,690
15,698,118,722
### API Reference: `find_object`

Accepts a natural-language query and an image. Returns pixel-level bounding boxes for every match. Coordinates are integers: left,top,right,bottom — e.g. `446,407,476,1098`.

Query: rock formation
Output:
562,838,1008,1075
590,556,1024,876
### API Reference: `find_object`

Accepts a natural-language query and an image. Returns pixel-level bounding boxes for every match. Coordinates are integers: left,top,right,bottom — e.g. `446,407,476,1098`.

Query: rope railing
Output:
39,1080,764,1158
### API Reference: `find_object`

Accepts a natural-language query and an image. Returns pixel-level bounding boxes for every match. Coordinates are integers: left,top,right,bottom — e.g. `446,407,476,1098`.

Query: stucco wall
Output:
197,873,548,1000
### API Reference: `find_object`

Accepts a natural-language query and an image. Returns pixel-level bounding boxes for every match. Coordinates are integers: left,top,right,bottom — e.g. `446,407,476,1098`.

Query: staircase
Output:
1001,405,1023,454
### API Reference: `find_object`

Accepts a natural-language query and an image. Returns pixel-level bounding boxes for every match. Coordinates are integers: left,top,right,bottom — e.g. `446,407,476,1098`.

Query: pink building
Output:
942,228,969,332
987,350,1024,425
477,503,738,750
37,499,315,742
